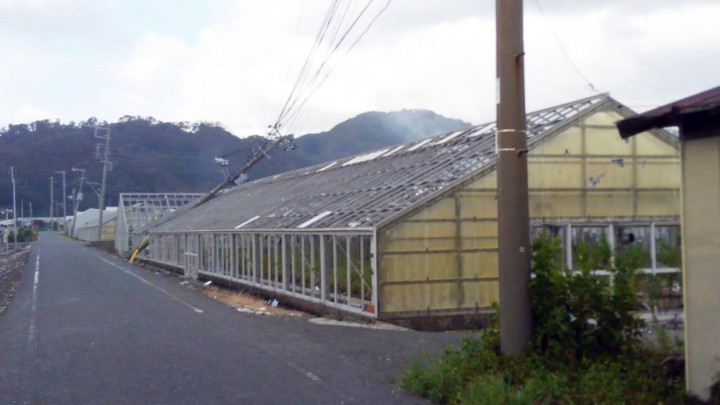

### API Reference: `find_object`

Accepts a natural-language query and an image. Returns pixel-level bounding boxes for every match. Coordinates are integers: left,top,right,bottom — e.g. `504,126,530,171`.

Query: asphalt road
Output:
0,233,467,404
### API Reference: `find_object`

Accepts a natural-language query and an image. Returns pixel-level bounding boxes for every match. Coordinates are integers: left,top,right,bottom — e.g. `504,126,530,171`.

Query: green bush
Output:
399,232,685,404
400,336,685,404
529,231,643,362
7,227,37,243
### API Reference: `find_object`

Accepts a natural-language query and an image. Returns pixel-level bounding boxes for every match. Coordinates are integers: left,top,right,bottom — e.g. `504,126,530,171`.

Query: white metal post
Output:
650,222,657,274
281,235,288,291
371,232,378,316
565,223,573,270
320,235,327,303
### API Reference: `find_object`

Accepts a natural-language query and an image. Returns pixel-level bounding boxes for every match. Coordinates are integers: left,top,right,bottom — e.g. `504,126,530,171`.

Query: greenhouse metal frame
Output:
138,94,682,323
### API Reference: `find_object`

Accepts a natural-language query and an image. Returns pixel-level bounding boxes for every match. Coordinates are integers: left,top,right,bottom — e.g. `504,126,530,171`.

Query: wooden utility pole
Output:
11,167,17,246
71,167,86,238
95,126,111,242
496,0,532,355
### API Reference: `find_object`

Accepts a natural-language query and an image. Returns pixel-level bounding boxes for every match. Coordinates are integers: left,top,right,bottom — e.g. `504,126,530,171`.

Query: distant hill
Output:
249,109,471,177
0,111,471,216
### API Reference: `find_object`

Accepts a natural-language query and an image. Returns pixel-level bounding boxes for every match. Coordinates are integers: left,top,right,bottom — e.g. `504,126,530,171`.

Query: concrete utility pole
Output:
95,126,111,242
496,0,532,356
55,170,67,231
70,167,86,238
10,167,17,246
29,202,33,229
49,176,54,231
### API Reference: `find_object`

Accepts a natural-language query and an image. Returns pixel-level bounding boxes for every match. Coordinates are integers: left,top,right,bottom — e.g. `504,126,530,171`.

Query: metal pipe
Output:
346,236,352,305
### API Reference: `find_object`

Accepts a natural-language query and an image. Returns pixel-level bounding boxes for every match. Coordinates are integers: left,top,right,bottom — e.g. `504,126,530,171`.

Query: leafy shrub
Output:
7,227,37,243
529,231,643,362
400,232,685,404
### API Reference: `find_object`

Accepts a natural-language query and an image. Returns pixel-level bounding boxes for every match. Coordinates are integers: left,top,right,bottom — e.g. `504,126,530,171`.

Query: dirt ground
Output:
0,249,30,317
199,284,308,318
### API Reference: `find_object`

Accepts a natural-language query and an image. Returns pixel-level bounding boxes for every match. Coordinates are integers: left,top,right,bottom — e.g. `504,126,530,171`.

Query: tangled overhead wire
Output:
211,0,392,189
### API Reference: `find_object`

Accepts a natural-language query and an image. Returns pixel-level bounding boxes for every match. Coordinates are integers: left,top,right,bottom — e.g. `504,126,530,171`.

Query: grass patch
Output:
400,332,685,404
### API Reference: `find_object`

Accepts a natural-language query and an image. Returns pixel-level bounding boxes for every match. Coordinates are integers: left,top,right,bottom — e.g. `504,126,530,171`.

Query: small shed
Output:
618,85,720,401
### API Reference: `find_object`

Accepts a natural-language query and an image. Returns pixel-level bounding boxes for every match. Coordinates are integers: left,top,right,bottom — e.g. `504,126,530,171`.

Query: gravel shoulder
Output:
0,248,31,317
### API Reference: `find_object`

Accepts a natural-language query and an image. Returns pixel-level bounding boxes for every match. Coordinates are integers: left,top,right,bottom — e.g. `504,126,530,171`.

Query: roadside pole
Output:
496,0,532,355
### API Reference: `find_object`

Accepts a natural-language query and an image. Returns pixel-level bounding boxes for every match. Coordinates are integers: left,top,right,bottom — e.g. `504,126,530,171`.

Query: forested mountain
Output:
0,110,470,216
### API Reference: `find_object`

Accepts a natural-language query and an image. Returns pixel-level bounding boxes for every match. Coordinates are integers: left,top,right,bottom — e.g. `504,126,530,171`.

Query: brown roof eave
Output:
617,113,677,139
617,85,720,138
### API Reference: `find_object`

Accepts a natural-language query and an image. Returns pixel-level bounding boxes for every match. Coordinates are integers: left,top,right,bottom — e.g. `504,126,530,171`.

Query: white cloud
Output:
12,104,56,124
115,32,190,89
1,1,719,137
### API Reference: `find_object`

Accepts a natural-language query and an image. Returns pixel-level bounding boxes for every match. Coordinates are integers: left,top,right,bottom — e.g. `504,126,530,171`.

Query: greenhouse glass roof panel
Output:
151,94,610,232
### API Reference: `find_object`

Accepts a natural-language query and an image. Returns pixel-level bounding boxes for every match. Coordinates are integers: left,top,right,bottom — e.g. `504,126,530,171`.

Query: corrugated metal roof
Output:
152,94,611,232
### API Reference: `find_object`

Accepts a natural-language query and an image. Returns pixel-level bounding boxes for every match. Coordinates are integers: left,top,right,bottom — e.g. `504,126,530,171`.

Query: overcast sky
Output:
1,0,718,137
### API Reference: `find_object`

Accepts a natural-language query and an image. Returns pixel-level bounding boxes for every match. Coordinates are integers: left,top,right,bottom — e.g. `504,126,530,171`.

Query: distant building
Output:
139,94,681,327
70,208,118,242
618,85,720,401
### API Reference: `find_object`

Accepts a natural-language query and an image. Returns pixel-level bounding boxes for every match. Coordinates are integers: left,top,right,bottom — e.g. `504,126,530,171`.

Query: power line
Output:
202,1,392,202
110,150,206,160
112,163,217,175
533,0,600,94
274,0,341,130
284,0,393,131
280,0,380,131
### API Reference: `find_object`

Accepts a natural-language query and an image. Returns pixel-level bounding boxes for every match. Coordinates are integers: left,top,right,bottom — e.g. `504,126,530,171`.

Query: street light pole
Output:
55,170,67,231
496,0,532,356
49,176,54,231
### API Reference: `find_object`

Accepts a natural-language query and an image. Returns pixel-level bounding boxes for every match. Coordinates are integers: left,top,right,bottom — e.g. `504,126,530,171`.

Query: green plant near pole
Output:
399,232,686,404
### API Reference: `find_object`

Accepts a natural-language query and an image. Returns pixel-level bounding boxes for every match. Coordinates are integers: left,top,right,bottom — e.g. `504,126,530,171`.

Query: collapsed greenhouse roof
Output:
151,94,662,233
119,193,204,232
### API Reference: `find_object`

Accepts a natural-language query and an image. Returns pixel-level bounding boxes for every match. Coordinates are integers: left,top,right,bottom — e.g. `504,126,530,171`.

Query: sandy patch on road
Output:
201,286,307,318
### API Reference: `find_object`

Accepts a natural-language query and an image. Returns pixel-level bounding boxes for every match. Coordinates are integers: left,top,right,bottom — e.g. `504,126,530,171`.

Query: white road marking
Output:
28,253,40,346
287,362,322,383
303,371,321,382
97,257,203,314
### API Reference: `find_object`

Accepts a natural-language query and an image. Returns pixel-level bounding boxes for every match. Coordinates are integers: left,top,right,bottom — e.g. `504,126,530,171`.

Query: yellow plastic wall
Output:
377,108,680,317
